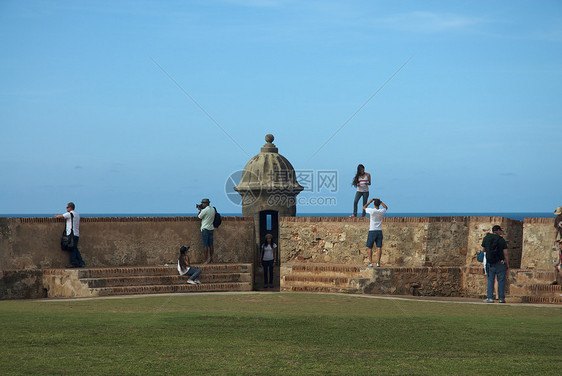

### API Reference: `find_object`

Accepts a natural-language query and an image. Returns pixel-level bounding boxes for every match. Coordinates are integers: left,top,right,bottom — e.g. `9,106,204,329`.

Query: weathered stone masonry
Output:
0,215,556,300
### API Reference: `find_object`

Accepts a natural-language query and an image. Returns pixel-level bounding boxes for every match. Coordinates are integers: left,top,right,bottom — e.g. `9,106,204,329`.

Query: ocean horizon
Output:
0,212,554,221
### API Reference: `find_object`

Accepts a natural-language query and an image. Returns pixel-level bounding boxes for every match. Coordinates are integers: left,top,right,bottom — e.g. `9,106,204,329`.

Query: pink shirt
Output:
357,175,369,192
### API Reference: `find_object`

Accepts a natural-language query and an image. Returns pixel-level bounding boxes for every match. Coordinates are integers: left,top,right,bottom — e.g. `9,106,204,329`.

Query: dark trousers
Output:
185,267,202,280
486,261,506,300
69,236,85,267
353,191,369,217
263,260,274,285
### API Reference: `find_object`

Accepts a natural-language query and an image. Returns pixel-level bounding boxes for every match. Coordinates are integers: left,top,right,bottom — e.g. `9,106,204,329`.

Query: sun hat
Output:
201,198,210,204
554,206,562,215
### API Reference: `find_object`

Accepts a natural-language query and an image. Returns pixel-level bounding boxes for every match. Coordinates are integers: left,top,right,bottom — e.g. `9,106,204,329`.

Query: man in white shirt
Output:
363,198,388,267
55,202,85,268
197,198,216,263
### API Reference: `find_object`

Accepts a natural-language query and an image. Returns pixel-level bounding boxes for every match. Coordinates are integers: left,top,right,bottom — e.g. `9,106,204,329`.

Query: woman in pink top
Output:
351,164,371,217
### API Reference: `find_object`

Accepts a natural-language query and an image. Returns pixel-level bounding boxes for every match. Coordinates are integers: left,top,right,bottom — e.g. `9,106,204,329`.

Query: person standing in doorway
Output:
351,164,371,217
197,198,216,263
55,202,85,268
481,225,509,303
261,234,277,288
363,198,388,267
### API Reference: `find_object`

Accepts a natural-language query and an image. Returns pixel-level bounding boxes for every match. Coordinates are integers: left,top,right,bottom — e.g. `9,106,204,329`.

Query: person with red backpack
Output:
481,225,509,303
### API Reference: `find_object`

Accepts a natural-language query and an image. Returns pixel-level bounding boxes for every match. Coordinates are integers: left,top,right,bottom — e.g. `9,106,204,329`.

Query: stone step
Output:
285,263,362,277
509,283,562,298
79,264,252,278
519,296,562,304
92,282,253,297
280,285,355,294
82,273,252,288
466,267,555,282
43,264,253,298
510,269,556,284
283,275,353,287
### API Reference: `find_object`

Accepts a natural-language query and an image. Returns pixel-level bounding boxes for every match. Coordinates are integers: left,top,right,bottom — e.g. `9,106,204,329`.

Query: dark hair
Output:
352,164,365,187
373,199,381,207
178,246,190,270
67,202,75,210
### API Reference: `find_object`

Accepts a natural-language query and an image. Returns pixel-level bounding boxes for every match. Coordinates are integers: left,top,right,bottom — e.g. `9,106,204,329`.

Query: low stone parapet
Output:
0,269,46,299
281,263,463,297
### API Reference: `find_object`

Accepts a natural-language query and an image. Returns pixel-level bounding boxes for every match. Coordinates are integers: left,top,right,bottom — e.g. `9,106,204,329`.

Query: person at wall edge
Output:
363,198,388,267
197,198,216,263
55,202,85,268
481,225,509,303
550,240,562,285
554,206,562,245
351,164,371,217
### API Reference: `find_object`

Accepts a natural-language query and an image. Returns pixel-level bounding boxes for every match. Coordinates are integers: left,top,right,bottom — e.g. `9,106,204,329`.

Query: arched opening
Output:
257,210,279,290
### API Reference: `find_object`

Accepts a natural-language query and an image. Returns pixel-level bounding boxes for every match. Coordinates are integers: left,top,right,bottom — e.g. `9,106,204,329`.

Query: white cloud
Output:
377,11,488,33
222,0,282,8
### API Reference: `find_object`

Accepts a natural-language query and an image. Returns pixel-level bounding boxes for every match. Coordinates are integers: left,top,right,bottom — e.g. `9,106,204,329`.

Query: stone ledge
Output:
94,282,253,296
11,216,254,224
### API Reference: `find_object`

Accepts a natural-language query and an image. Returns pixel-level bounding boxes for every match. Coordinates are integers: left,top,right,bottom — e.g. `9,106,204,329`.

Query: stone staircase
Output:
281,264,363,293
282,263,562,304
43,264,253,298
507,269,562,304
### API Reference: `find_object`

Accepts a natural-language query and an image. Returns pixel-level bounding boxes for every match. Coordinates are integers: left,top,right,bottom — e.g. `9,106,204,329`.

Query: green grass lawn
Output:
0,293,560,375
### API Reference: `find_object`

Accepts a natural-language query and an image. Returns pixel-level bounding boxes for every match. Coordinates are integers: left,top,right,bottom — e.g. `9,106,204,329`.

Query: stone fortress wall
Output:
0,215,556,299
0,217,255,270
279,216,526,268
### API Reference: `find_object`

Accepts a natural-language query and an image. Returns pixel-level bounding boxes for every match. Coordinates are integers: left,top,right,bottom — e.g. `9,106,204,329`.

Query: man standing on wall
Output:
197,198,216,263
363,198,388,267
481,225,509,303
554,206,562,245
55,202,85,268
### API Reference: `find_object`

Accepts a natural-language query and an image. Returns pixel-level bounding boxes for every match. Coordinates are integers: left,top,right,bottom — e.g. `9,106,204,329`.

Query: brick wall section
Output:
0,216,538,271
465,217,523,269
521,217,556,270
0,217,255,270
279,216,523,268
0,269,46,299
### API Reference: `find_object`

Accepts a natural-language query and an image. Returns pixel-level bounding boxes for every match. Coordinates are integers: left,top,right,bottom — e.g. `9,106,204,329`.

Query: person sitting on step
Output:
178,246,202,285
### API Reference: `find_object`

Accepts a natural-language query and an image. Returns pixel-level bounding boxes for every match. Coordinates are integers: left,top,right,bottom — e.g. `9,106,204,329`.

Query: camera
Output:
196,204,202,210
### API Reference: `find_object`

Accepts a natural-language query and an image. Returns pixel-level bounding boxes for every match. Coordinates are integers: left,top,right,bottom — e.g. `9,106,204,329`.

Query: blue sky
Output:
1,0,561,215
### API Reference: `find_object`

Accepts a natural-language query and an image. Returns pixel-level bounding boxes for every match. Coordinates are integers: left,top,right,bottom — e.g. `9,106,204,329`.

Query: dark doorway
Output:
257,210,279,290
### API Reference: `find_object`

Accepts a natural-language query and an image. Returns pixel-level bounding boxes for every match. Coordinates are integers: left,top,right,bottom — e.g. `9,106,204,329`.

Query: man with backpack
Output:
481,225,509,303
197,198,216,263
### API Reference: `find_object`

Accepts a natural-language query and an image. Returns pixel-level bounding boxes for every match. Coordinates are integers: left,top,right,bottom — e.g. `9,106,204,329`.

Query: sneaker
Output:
551,281,558,285
195,280,202,284
498,299,506,303
349,214,356,217
376,263,380,267
187,280,197,285
483,298,494,303
367,263,373,267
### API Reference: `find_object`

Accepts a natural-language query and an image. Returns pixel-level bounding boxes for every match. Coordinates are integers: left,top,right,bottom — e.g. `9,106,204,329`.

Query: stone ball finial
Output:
265,134,274,143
